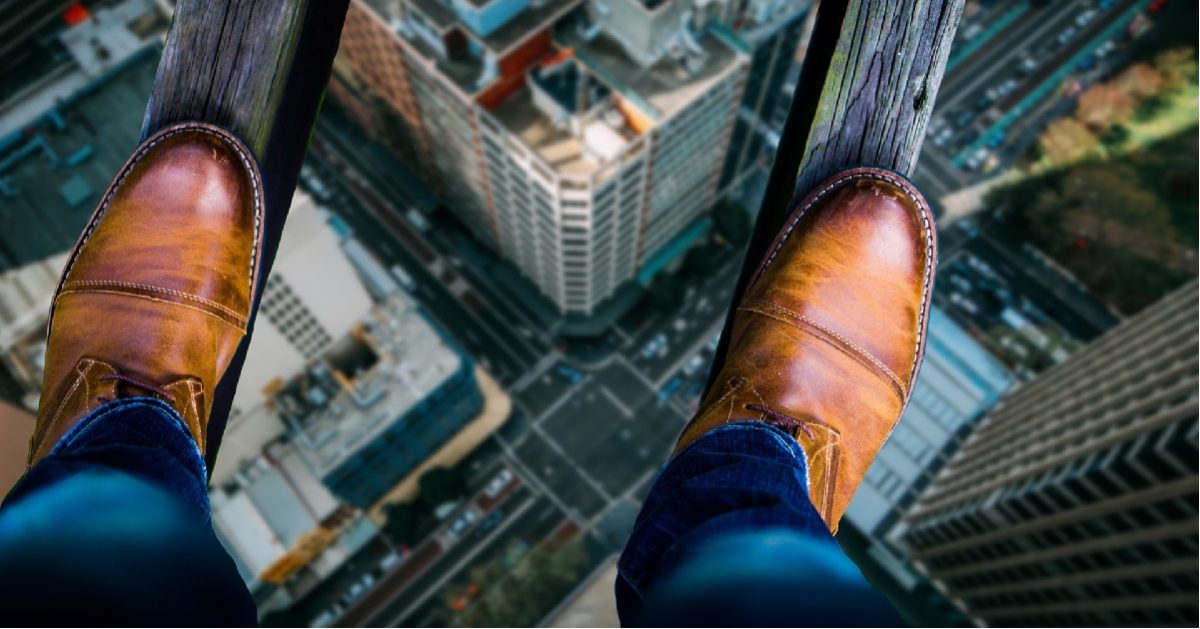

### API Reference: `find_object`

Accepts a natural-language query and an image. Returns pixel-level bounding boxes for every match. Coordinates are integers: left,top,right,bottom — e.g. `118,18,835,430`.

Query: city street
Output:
913,0,1146,200
304,108,733,627
293,3,1156,623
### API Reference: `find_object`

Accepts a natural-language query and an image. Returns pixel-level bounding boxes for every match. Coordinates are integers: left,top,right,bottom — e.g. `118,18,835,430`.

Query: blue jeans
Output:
617,421,901,626
1,403,895,626
0,397,255,625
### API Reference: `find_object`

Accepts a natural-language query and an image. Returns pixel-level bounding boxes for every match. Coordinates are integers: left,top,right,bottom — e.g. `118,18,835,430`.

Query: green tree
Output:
1100,125,1129,148
682,242,720,276
418,466,467,509
712,201,751,246
382,501,420,543
1133,95,1167,122
988,146,1193,315
459,538,588,627
646,273,685,311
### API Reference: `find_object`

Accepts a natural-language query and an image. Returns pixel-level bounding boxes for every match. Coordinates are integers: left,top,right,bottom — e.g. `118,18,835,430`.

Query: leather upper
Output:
676,167,937,531
29,123,263,466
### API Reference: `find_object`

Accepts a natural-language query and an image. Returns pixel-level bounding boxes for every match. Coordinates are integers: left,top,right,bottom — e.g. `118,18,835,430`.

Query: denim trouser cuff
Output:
617,421,833,600
7,397,210,519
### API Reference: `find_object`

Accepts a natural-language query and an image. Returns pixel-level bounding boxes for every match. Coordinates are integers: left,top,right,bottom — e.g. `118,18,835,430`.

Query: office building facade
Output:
898,281,1199,627
284,296,485,509
715,0,811,196
333,0,807,315
842,308,1012,585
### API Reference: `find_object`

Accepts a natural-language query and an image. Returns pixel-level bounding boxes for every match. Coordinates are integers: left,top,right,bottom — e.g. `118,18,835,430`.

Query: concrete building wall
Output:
336,0,434,178
898,281,1199,627
845,308,1013,536
233,193,372,416
215,194,375,483
404,58,497,243
212,488,289,577
641,69,741,261
717,2,810,197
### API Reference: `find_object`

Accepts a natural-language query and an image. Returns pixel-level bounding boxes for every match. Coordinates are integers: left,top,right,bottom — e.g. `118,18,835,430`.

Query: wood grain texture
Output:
790,0,963,195
705,0,962,396
141,0,349,469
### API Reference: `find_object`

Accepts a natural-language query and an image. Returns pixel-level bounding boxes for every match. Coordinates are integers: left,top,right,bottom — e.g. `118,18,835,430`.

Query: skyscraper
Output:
332,0,807,316
896,281,1199,627
715,0,812,197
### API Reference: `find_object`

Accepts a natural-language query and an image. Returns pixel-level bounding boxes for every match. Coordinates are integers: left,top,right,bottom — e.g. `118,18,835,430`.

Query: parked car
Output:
447,509,479,539
964,147,991,171
640,332,668,360
483,469,514,498
949,291,980,316
987,78,1018,101
555,363,584,384
474,511,504,538
1057,26,1077,46
379,552,402,572
390,265,416,292
953,129,979,152
405,208,430,232
707,332,721,353
300,165,333,202
658,377,683,402
682,354,708,377
954,108,976,129
932,126,955,148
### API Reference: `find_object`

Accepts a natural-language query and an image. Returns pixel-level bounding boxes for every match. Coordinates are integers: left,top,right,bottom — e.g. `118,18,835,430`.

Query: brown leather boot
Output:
676,167,936,532
27,122,264,467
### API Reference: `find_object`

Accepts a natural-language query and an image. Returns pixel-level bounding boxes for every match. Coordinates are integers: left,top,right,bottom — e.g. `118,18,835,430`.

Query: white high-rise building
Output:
333,0,809,315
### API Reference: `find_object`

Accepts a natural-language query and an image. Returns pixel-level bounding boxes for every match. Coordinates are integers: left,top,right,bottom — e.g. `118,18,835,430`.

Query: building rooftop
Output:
560,23,741,120
407,0,583,57
283,294,463,477
492,20,740,179
0,45,158,272
384,0,743,179
491,80,637,178
0,252,67,409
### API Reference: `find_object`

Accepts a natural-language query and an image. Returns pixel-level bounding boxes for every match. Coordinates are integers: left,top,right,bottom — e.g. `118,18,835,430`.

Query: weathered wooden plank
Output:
706,0,963,394
789,0,963,194
142,0,349,468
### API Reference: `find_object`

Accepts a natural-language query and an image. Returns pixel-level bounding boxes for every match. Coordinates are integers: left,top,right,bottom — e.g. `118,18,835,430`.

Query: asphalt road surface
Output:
913,0,1145,200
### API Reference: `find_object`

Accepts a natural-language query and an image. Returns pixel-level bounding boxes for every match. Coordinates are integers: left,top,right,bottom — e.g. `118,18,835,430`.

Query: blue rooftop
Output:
0,46,158,271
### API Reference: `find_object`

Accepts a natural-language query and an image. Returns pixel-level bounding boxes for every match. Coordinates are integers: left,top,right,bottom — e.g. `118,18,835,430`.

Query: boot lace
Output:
97,373,172,404
745,403,816,439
